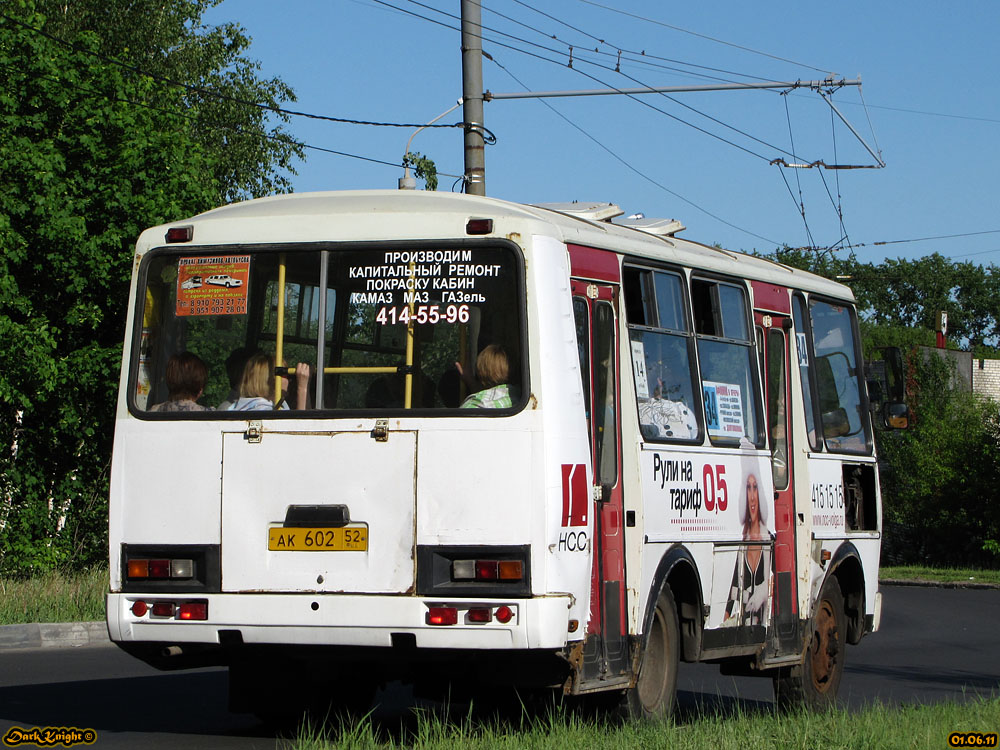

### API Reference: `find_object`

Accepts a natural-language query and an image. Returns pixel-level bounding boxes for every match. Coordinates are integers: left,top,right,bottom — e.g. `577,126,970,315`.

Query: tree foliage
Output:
0,0,301,574
878,353,1000,566
765,247,1000,565
403,151,438,191
768,248,1000,353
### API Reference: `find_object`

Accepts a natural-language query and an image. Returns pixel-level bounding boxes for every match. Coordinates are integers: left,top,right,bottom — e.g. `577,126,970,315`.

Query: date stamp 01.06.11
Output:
948,733,998,748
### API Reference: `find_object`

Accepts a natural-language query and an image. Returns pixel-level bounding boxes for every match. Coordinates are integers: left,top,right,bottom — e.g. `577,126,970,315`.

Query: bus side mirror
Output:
866,346,908,430
880,347,906,403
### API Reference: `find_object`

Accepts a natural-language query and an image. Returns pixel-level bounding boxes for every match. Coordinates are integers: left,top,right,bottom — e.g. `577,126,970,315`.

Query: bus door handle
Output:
594,483,612,503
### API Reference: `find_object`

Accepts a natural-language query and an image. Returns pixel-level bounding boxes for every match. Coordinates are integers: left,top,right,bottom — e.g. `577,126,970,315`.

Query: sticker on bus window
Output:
631,340,650,398
175,256,250,317
796,333,809,367
703,381,744,438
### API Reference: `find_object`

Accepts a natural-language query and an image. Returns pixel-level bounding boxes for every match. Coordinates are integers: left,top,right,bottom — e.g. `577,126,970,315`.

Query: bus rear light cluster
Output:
425,604,516,626
451,559,524,582
130,599,208,621
127,558,194,580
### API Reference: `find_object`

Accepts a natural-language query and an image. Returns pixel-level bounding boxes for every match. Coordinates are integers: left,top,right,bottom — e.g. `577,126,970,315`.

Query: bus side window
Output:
808,299,871,454
792,295,823,451
691,279,762,446
624,267,700,442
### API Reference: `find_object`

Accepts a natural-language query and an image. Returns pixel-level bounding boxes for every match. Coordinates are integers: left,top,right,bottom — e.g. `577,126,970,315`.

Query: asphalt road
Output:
0,585,997,749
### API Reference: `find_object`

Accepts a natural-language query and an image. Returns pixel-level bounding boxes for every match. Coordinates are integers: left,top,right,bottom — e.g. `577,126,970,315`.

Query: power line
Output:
573,0,837,75
488,56,781,246
0,59,464,179
839,98,1000,125
950,248,1000,260
499,0,782,87
385,0,807,163
855,229,1000,248
0,11,469,133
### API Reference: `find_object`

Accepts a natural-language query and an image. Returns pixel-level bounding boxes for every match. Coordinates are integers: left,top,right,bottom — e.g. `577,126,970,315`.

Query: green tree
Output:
403,151,438,191
0,1,300,574
764,246,1000,565
766,248,1000,352
878,352,1000,566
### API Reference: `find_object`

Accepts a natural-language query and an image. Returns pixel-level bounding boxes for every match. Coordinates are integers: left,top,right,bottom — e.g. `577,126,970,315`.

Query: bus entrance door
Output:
571,274,628,683
756,307,800,656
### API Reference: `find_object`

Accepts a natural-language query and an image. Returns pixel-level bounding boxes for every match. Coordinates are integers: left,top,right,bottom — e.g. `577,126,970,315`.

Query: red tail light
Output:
427,606,458,626
148,560,170,578
495,605,514,624
179,602,208,620
475,561,499,581
151,601,176,617
467,607,492,623
131,600,148,617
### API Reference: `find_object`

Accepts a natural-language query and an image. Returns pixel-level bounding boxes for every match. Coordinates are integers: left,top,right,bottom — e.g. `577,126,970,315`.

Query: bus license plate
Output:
268,526,368,551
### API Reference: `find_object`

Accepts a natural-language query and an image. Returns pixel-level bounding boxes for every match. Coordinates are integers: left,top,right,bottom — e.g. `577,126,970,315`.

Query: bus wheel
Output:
626,586,679,720
774,577,846,710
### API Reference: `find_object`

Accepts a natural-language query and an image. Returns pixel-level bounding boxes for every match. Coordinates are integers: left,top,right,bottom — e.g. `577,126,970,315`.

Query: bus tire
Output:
774,577,846,710
626,586,679,720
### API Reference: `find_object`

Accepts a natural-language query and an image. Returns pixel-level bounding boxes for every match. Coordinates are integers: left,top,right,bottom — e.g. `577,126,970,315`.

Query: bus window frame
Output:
690,273,766,449
126,238,530,420
792,292,824,452
622,261,704,445
803,293,874,456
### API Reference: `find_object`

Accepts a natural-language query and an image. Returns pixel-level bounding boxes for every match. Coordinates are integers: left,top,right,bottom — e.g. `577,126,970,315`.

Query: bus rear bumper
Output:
106,592,574,652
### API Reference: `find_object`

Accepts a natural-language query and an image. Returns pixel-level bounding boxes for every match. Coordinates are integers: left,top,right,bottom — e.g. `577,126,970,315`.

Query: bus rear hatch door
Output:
220,429,416,593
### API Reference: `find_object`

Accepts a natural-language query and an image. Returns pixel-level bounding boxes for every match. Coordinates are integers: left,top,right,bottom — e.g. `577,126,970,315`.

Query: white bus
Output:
107,191,905,718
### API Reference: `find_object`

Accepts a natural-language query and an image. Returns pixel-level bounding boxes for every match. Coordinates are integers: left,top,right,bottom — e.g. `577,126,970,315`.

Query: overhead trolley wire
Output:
780,92,815,248
826,99,853,252
504,0,794,86
855,229,1000,248
573,0,838,76
488,56,781,246
386,0,812,163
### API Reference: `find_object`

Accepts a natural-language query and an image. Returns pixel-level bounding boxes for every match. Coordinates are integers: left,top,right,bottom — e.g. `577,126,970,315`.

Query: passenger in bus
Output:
149,352,210,412
637,378,697,440
217,346,252,410
724,471,772,626
227,352,311,411
456,344,513,409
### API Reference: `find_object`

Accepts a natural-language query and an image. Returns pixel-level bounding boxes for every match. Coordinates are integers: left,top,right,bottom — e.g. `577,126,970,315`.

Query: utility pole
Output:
461,0,486,195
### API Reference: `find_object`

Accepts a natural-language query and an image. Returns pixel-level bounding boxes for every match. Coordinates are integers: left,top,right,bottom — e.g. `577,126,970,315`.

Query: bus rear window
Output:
131,245,524,415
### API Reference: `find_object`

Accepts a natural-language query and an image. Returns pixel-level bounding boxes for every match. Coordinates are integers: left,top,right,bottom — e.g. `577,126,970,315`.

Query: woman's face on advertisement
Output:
746,474,759,522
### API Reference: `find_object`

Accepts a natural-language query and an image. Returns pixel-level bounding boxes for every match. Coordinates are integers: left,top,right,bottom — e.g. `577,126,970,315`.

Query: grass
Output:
290,697,1000,750
0,566,107,625
879,565,1000,586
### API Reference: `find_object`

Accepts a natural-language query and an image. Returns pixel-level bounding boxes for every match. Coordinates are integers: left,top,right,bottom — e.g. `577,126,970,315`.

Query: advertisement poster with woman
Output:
642,441,774,629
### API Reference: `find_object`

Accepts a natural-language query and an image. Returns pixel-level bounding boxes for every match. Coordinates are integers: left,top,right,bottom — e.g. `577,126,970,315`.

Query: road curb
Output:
0,621,109,651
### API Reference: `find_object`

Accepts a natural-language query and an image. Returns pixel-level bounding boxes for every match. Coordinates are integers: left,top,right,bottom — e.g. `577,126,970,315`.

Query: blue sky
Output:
203,0,1000,264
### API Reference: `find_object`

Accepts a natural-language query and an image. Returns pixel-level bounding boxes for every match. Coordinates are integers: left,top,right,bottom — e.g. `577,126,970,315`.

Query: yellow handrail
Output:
274,253,286,403
404,262,416,409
